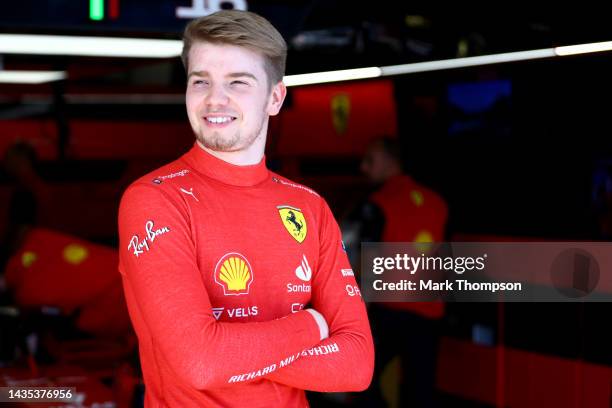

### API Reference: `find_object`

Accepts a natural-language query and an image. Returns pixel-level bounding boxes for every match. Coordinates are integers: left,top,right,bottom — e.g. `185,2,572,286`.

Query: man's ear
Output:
267,81,287,116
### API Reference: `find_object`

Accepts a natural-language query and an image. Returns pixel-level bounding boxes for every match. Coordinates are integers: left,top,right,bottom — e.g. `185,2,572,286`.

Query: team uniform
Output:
369,174,447,317
118,143,374,407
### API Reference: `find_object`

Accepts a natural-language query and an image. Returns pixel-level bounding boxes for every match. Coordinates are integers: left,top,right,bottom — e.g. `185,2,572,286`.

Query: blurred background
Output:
1,1,612,407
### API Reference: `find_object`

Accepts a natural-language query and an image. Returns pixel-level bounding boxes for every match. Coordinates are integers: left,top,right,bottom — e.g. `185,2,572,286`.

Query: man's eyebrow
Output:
187,70,208,80
187,71,258,82
227,72,258,82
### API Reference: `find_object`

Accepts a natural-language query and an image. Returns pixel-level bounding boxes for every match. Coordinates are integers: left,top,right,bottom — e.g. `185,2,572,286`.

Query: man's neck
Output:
385,166,403,181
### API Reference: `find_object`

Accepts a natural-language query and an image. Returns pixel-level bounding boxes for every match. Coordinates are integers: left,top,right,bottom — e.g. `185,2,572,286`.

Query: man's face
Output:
361,145,393,185
185,42,285,152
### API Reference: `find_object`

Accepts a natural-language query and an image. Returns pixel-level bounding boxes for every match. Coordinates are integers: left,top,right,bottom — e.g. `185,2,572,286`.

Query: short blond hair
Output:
181,10,287,86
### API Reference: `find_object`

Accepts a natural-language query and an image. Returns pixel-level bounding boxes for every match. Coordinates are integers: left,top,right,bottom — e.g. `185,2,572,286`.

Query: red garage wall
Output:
275,80,397,157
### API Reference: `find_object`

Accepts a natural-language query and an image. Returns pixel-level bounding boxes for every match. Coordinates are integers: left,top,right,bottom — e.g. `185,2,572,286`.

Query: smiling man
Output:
118,10,374,408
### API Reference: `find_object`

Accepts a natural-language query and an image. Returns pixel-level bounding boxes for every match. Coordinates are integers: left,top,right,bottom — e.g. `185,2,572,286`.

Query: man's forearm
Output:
265,330,374,392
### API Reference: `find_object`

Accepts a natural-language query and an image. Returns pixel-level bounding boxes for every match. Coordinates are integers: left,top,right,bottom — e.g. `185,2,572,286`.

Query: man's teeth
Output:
206,117,233,124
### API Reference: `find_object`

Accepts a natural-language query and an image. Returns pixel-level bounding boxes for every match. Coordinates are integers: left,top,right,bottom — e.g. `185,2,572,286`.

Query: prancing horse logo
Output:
286,211,303,234
277,205,308,243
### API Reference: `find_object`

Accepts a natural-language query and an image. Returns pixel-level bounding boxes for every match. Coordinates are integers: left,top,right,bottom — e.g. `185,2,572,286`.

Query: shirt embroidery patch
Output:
214,253,254,296
128,220,171,258
277,205,308,243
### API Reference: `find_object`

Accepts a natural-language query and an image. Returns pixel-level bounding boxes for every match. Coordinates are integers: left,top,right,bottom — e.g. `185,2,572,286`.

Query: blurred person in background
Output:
352,136,448,408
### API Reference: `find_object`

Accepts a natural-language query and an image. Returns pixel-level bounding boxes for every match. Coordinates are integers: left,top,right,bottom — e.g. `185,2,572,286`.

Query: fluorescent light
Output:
284,67,382,87
283,39,612,87
0,35,182,58
0,70,67,84
64,94,186,104
381,48,556,76
282,49,556,87
555,41,612,56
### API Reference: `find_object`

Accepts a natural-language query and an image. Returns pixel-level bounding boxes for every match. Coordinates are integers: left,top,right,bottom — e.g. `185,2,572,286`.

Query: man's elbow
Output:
341,331,375,391
174,366,209,391
340,349,374,392
355,334,375,391
183,370,226,391
350,360,374,391
170,356,218,391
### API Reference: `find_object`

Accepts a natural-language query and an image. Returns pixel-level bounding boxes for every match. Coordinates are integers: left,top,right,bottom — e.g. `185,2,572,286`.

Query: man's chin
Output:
197,136,241,153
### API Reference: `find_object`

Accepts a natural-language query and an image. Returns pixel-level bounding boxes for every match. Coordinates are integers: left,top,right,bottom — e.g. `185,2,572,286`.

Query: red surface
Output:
0,120,58,160
68,120,193,159
5,228,131,337
276,80,397,157
437,337,612,408
1,119,194,160
118,144,374,406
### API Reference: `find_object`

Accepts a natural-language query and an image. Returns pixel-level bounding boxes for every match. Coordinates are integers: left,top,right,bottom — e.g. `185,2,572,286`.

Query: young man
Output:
118,10,374,407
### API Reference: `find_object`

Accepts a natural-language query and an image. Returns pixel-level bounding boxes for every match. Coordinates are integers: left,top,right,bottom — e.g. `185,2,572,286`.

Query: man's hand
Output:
305,309,329,341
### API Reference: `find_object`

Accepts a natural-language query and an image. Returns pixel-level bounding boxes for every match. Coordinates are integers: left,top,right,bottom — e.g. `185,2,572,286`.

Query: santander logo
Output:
295,254,312,281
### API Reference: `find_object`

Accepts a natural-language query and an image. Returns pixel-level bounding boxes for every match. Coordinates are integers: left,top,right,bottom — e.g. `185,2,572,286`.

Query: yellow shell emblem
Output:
331,93,351,134
214,253,253,296
63,244,89,265
410,190,424,207
277,206,307,243
22,251,38,268
413,230,434,254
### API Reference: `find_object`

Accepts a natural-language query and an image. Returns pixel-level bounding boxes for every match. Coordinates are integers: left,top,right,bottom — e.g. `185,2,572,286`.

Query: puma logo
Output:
180,187,199,202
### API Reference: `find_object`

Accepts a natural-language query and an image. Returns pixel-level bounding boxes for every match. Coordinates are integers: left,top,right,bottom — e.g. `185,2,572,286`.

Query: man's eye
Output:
231,80,248,86
192,80,207,86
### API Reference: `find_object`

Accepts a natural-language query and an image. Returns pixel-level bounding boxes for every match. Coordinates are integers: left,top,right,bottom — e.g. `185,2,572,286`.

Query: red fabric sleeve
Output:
118,184,321,390
266,200,374,391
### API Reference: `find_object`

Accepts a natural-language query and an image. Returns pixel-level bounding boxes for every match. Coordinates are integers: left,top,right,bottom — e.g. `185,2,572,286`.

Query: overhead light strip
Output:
380,48,555,76
284,40,612,86
0,70,67,84
283,67,382,87
554,41,612,56
0,34,182,58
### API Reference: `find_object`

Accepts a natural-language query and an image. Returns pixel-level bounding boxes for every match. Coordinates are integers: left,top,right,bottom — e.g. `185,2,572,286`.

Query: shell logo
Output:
214,253,254,296
413,230,434,254
410,190,424,207
22,251,38,268
63,244,89,265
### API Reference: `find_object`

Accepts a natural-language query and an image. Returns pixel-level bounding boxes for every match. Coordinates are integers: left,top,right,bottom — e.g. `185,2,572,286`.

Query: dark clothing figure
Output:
354,172,448,408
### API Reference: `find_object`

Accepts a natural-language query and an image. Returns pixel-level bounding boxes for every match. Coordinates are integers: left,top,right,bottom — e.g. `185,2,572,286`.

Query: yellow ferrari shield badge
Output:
277,205,307,243
331,93,351,134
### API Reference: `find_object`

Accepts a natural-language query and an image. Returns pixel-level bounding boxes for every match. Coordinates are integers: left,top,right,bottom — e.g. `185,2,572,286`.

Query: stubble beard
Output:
196,109,267,153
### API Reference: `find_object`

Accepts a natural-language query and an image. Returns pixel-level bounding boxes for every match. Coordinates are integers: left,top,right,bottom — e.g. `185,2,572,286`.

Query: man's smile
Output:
203,114,238,127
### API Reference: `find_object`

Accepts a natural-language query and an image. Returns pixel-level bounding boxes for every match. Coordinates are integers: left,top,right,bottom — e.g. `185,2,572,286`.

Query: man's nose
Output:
205,83,230,106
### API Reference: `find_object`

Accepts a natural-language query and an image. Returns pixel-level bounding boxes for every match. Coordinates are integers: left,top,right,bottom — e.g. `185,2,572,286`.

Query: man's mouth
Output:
203,115,237,125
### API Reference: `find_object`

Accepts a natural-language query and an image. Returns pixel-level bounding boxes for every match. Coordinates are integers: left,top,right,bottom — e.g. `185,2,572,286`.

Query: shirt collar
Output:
182,143,269,187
